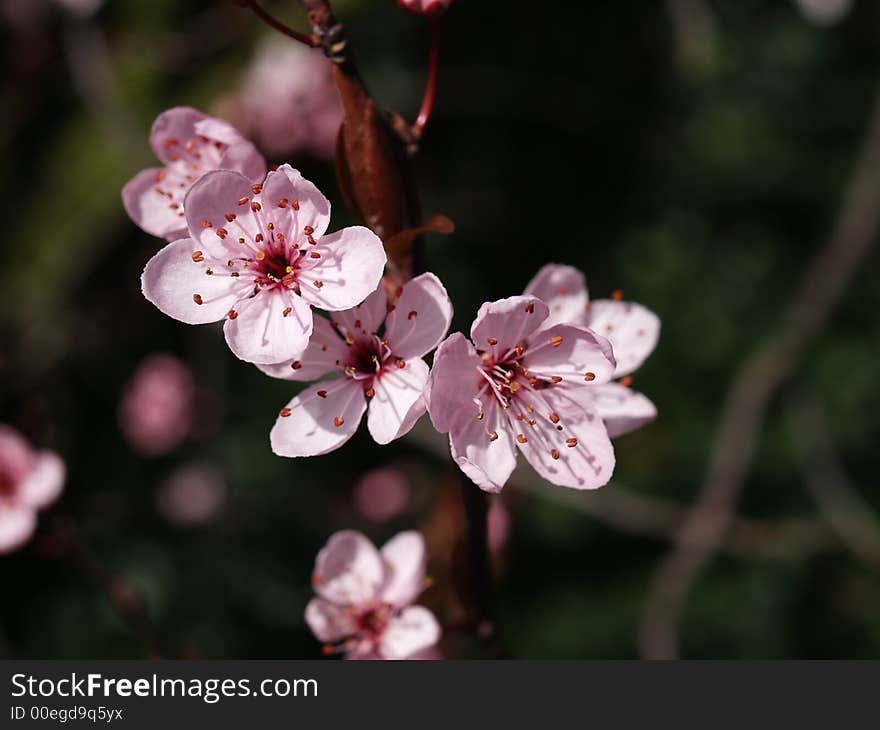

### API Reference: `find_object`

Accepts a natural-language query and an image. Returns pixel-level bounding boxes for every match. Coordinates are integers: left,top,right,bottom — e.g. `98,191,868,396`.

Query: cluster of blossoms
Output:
123,102,658,658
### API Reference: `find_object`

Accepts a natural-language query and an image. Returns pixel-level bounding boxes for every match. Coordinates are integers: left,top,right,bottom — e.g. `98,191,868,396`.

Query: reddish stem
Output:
412,17,440,141
240,0,320,48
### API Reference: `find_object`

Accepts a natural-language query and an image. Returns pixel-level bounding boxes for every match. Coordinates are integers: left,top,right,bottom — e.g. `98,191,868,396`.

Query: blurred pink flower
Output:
307,530,440,659
525,264,660,437
141,164,386,365
119,355,194,456
123,107,266,241
353,466,410,523
426,295,617,492
239,38,342,159
397,0,452,17
487,499,511,553
0,425,65,555
263,272,452,456
793,0,851,26
157,464,226,526
54,0,102,16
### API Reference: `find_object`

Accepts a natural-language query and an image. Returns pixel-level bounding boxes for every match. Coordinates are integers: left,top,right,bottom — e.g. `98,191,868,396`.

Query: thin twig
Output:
639,85,880,659
458,475,508,657
238,0,320,47
412,17,440,140
787,387,880,569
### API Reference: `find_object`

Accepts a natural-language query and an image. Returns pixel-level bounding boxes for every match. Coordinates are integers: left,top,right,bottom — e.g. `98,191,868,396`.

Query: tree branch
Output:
639,84,880,659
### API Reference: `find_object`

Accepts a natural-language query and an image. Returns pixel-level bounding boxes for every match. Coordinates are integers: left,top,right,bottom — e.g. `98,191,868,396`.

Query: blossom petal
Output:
367,358,429,445
0,506,37,555
521,324,616,387
513,387,615,489
450,401,517,493
17,451,65,509
379,606,441,660
470,295,549,358
379,531,427,607
122,167,188,240
297,226,387,311
587,383,657,438
149,106,205,165
385,273,453,360
312,530,385,606
223,288,313,364
142,238,249,325
219,140,267,184
305,598,355,643
425,333,483,433
270,379,366,457
256,314,347,382
0,425,34,484
264,164,332,241
331,285,387,339
184,169,260,258
523,263,589,329
586,299,660,377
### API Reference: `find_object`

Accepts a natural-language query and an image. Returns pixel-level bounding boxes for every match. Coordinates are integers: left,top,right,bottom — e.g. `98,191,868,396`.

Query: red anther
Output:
291,361,302,370
314,280,324,288
489,431,498,441
216,227,228,239
549,412,560,424
282,306,293,316
487,337,498,346
303,225,314,236
524,302,535,314
317,390,328,398
551,376,562,383
282,275,296,288
225,212,236,222
292,199,300,210
227,309,238,320
201,219,212,228
310,252,321,259
551,449,560,460
279,407,292,417
237,197,249,206
192,294,203,305
251,201,262,212
620,375,633,387
277,198,289,208
408,310,418,320
611,289,624,301
387,304,396,313
163,137,179,148
550,335,563,347
251,183,263,194
566,438,578,447
395,359,406,369
255,233,264,243
516,434,528,444
584,372,596,382
191,251,204,262
365,387,376,398
333,417,345,427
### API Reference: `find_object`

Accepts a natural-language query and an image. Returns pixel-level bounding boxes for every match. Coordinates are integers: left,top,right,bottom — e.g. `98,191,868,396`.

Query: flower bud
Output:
397,0,452,18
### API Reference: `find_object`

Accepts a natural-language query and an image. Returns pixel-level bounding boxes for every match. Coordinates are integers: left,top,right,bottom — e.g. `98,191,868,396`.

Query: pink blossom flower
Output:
263,272,452,455
123,107,266,241
426,295,617,492
141,164,387,365
524,264,660,437
0,425,65,554
238,38,342,159
157,463,226,526
118,354,195,456
353,466,410,523
397,0,452,17
306,530,440,659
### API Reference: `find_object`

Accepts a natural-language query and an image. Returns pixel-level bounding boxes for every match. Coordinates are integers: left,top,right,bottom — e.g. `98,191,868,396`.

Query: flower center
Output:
344,336,391,382
355,605,390,640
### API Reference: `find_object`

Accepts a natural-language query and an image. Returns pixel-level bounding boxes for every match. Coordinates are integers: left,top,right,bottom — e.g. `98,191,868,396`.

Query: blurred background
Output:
2,0,880,659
